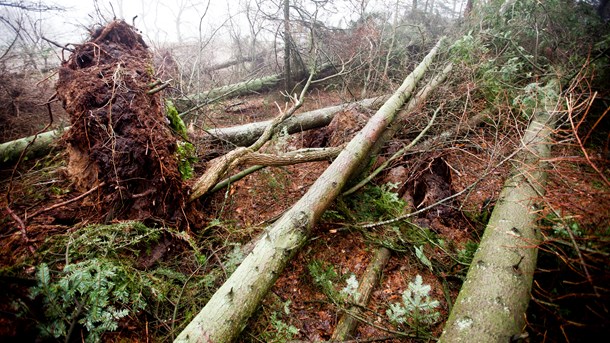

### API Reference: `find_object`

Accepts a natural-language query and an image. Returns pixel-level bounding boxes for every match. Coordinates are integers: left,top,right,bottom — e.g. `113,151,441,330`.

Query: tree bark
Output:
439,80,559,342
174,37,445,343
0,127,65,166
331,247,391,340
176,64,334,113
202,54,262,72
0,95,388,167
175,73,283,111
201,95,389,147
283,0,292,92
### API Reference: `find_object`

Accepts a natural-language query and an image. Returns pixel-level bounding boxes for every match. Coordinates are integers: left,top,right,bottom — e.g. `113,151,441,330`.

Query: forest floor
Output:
1,72,609,342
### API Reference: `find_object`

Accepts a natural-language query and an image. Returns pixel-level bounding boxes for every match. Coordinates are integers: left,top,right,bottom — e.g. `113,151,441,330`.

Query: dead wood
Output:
198,95,389,148
439,80,559,342
331,247,391,341
188,72,317,200
174,37,445,343
0,95,388,167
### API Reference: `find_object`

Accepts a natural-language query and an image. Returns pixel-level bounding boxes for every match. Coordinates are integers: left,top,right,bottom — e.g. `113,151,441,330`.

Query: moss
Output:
166,100,188,140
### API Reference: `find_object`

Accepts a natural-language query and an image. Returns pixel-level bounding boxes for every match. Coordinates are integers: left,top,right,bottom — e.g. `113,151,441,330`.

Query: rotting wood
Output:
331,247,391,341
439,80,559,342
174,36,445,343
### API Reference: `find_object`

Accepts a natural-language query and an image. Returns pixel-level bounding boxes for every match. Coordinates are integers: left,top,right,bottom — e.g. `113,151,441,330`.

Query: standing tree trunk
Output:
283,0,292,93
439,80,559,342
174,37,445,343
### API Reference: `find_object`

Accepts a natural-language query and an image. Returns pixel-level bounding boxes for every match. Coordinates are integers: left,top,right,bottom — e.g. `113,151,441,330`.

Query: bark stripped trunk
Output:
174,37,445,343
439,80,559,342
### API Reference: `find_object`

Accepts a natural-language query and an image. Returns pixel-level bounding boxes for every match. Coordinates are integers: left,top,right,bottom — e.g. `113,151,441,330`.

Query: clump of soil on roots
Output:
56,20,187,225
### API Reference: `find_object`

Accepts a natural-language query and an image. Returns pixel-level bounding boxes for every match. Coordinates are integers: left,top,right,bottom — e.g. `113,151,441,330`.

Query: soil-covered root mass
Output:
56,20,187,224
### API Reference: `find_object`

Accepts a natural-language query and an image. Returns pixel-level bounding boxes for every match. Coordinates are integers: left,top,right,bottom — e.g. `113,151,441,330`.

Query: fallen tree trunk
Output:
203,54,262,72
332,247,391,340
0,95,388,167
176,73,282,111
439,80,559,342
174,37,445,343
0,127,65,166
200,95,389,147
176,64,334,112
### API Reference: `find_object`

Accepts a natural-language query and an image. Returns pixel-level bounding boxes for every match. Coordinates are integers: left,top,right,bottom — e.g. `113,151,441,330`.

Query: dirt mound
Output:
56,20,187,224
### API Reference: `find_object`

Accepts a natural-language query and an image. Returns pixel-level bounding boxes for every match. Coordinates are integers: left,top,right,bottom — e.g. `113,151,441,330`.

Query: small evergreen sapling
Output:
387,274,440,331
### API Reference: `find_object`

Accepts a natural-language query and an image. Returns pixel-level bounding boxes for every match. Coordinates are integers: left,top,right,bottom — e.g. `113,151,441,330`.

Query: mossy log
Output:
439,80,559,342
174,37,445,343
0,127,65,166
175,74,282,111
175,64,333,112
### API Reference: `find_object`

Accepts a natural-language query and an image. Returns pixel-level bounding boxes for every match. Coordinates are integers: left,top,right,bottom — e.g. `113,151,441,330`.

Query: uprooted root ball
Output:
56,20,187,224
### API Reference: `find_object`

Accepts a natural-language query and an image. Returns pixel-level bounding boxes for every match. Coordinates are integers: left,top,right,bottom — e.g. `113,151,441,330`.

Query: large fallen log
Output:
0,95,388,167
439,80,559,342
201,95,389,147
202,54,263,72
176,73,282,111
176,63,334,113
174,37,445,343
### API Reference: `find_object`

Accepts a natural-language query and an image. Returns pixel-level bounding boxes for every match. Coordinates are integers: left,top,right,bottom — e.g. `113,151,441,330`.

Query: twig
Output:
188,71,317,201
567,97,610,187
147,81,171,94
360,143,523,228
5,206,34,253
27,182,105,220
42,35,74,52
171,265,202,341
342,105,441,196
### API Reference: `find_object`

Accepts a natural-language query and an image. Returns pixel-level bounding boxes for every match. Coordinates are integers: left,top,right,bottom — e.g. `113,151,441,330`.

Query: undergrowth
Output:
20,221,214,342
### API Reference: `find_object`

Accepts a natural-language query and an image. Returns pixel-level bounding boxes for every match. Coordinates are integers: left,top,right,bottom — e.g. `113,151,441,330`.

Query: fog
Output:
0,0,466,71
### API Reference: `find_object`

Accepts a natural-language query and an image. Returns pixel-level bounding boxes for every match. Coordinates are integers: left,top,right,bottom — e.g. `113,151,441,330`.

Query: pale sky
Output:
35,0,370,44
